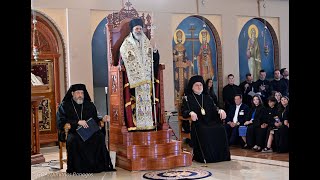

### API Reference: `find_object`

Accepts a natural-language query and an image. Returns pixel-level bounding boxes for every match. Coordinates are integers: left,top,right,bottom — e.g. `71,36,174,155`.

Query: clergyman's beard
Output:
193,89,203,95
74,98,84,104
133,32,142,41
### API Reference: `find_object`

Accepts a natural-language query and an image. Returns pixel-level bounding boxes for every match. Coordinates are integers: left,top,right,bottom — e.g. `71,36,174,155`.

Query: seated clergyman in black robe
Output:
181,75,231,163
57,83,116,173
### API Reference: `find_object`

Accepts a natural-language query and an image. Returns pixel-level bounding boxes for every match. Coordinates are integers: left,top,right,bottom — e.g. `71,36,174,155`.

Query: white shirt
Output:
233,104,242,123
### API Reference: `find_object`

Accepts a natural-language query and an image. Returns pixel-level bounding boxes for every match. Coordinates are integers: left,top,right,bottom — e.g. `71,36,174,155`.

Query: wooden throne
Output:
106,4,192,171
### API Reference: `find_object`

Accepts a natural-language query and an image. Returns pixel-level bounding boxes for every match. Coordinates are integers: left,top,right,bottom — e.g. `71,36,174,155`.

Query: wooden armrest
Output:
64,123,71,131
99,120,105,128
63,123,71,141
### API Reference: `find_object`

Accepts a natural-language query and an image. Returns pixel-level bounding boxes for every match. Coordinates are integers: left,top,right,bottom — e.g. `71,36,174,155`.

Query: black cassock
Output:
181,93,231,163
57,99,115,173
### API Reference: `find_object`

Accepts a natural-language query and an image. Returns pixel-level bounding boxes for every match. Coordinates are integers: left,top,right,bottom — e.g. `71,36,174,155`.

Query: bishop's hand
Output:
102,115,110,122
218,109,227,120
78,120,89,128
189,111,198,121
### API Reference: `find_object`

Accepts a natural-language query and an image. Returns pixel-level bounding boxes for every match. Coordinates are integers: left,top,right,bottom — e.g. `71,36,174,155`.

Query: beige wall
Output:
262,0,289,69
32,0,289,112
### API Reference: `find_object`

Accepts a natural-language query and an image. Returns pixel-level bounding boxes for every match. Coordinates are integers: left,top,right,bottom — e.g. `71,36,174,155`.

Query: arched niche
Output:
172,15,223,108
238,18,279,82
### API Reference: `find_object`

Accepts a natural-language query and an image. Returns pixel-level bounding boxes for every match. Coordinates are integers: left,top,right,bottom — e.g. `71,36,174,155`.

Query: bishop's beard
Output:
73,97,84,104
133,32,142,41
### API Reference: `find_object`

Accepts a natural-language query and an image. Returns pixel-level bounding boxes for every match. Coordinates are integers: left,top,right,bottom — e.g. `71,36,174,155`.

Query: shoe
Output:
252,145,258,150
261,147,273,153
255,146,262,152
242,144,249,149
185,138,191,144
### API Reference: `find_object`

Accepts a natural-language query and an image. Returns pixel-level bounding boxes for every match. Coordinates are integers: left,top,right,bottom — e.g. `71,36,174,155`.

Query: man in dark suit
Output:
222,74,242,114
253,69,271,105
224,94,249,146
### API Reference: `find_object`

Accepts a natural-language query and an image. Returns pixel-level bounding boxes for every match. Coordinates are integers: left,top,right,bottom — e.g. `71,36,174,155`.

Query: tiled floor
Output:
32,116,289,180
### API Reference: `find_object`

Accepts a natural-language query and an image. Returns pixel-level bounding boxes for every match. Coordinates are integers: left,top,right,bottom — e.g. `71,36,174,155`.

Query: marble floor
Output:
32,116,289,180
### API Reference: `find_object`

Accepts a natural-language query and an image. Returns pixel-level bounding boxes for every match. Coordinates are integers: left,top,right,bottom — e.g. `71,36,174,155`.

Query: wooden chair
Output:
59,123,70,169
178,116,192,141
58,121,105,169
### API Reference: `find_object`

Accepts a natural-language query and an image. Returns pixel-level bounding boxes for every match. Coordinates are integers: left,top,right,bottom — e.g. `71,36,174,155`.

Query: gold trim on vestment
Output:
135,125,155,130
133,114,136,126
120,33,152,89
125,101,131,107
128,127,137,131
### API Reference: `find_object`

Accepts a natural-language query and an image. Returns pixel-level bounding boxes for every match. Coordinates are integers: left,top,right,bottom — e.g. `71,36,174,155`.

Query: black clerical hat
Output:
62,83,91,102
185,75,207,95
129,18,144,32
70,83,86,92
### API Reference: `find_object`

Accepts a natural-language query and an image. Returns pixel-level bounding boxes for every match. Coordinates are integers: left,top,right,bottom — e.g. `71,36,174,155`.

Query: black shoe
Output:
185,138,193,147
242,144,249,149
254,146,262,152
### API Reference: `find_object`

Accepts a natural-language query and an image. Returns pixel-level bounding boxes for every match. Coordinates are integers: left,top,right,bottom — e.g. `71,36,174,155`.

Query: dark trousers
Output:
224,124,242,146
246,125,268,148
274,125,289,153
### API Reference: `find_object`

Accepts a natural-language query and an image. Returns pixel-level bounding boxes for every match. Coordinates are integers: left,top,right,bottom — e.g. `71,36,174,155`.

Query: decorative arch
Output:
31,10,67,93
238,18,279,82
172,15,223,109
31,10,67,144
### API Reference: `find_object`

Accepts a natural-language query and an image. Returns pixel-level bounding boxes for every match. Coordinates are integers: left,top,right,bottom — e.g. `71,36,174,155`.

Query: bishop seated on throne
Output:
119,18,160,131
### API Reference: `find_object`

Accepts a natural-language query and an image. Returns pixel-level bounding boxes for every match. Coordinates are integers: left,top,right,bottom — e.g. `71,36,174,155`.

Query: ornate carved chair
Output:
58,123,70,169
106,4,192,171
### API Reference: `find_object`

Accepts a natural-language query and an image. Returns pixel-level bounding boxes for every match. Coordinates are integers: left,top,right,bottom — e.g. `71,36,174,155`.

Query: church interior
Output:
31,0,289,179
